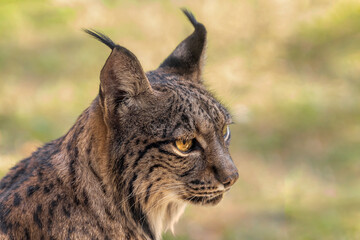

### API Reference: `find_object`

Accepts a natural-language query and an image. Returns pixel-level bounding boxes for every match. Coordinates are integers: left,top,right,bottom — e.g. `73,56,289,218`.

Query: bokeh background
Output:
1,0,360,239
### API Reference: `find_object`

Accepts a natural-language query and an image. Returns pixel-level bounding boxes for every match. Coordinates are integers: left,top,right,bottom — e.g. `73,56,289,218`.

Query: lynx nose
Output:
213,156,239,188
221,171,239,188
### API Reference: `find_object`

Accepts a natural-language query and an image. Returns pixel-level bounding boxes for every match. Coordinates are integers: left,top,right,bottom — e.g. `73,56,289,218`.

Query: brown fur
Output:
0,10,238,240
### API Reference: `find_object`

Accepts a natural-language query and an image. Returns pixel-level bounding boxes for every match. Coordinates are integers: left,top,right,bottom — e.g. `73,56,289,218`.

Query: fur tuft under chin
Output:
165,202,187,234
145,195,187,240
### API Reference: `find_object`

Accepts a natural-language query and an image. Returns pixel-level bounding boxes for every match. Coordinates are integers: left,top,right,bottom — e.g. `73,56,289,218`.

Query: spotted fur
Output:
0,9,238,240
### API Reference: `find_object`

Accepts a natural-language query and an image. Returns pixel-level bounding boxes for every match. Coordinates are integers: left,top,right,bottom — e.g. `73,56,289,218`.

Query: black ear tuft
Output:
83,29,118,50
158,9,207,83
181,8,198,27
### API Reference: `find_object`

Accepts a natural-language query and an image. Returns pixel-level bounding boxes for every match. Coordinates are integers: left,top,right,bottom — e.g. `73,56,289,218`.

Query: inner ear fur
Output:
158,9,207,83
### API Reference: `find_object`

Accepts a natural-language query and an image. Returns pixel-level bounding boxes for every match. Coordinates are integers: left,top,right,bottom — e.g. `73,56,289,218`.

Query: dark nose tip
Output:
212,163,239,188
222,171,239,188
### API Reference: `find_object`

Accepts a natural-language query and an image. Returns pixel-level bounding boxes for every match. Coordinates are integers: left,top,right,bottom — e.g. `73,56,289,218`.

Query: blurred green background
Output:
1,0,360,239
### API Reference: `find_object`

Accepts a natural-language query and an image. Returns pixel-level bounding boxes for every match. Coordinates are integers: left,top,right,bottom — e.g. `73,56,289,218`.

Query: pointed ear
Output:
85,29,153,122
99,46,152,107
158,9,207,83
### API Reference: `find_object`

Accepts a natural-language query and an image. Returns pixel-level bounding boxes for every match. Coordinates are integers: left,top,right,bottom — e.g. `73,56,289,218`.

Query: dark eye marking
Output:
132,140,171,168
158,148,180,158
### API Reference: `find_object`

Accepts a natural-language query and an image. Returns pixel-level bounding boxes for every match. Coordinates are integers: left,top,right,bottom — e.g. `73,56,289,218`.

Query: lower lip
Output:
184,193,223,205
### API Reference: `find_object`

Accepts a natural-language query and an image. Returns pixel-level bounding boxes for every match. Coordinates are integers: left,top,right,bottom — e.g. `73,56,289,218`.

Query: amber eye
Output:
223,125,230,141
175,139,193,152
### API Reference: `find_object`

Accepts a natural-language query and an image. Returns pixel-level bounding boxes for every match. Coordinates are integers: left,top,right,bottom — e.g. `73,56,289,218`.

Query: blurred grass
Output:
1,0,360,239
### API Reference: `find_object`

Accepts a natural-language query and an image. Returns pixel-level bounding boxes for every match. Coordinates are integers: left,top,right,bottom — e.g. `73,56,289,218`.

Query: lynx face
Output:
114,75,238,207
0,10,238,240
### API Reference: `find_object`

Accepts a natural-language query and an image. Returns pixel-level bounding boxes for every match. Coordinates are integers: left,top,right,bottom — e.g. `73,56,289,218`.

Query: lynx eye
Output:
223,125,230,141
175,139,193,152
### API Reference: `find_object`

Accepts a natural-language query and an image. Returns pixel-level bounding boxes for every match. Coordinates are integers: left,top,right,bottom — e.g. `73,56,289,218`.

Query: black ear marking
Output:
181,8,198,27
158,9,207,83
83,29,118,50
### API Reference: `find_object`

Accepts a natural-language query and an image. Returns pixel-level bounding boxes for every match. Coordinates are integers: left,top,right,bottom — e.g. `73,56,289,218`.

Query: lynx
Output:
0,10,238,240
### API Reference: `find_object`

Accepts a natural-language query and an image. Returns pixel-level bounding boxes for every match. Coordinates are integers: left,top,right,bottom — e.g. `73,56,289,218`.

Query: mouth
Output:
182,192,224,205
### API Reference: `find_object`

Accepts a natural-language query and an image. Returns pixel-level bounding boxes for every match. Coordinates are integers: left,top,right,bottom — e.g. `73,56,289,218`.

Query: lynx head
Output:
85,9,238,238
